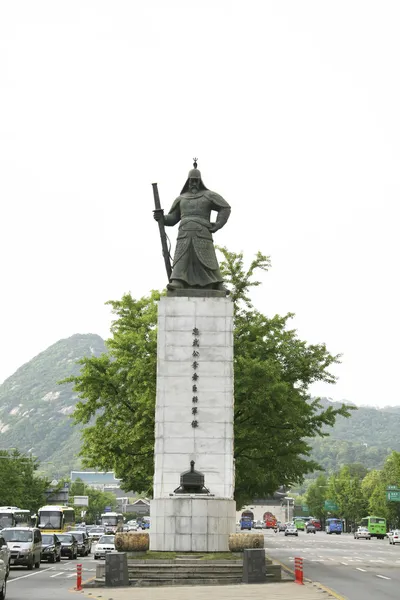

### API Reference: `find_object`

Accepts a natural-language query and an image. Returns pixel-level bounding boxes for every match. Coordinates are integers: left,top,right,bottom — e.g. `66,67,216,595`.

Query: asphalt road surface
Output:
264,529,400,599
6,555,97,600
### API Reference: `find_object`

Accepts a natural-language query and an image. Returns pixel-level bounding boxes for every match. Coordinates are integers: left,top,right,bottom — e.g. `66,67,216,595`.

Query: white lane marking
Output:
8,567,54,583
67,574,76,578
50,572,63,578
356,568,367,572
341,562,348,565
376,575,391,580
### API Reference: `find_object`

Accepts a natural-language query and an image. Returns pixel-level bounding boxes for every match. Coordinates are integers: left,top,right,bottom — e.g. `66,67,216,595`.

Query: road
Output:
6,555,96,600
264,529,400,599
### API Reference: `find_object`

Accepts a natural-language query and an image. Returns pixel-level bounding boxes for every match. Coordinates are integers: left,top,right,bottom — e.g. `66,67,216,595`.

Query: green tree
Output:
327,465,368,529
66,249,352,507
306,474,328,522
0,449,49,512
361,469,387,519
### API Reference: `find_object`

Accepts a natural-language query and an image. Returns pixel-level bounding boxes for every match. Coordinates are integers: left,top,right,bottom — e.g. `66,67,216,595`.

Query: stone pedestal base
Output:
150,496,236,552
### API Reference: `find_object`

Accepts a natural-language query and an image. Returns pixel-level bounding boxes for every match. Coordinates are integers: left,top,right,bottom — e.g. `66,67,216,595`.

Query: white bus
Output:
100,512,124,533
0,507,33,528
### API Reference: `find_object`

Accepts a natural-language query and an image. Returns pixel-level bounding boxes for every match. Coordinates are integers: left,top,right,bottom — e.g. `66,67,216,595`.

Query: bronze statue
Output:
153,160,231,293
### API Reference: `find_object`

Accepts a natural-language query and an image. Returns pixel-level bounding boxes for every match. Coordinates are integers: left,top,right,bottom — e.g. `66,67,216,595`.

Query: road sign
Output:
74,495,89,506
387,490,400,502
387,485,400,491
324,500,339,511
302,505,309,512
104,506,112,512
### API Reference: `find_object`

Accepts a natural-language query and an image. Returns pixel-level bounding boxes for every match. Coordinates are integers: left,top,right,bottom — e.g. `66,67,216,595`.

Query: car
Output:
2,527,42,570
93,535,115,559
278,522,287,532
57,533,78,559
285,525,298,537
388,529,400,544
306,523,316,534
40,533,62,563
0,533,11,578
69,531,91,556
88,527,105,542
354,527,371,540
254,520,264,529
0,556,6,600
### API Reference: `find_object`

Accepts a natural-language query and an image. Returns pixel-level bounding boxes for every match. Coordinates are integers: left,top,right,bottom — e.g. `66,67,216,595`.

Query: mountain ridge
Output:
1,334,399,479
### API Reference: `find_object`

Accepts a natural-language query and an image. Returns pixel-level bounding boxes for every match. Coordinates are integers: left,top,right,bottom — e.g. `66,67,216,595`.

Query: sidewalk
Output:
76,581,336,599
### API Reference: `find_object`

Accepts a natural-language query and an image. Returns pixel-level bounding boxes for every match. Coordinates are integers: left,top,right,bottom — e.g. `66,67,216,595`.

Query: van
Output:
2,527,42,569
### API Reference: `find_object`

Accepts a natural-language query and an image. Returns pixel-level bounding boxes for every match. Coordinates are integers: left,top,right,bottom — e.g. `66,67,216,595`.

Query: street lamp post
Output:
285,497,294,522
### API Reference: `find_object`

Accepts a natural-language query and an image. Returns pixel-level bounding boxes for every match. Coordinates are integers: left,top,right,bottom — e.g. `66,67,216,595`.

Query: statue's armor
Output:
164,190,231,287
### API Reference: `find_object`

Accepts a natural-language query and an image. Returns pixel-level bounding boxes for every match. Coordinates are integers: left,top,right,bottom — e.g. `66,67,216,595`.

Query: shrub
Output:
228,533,264,552
114,532,149,552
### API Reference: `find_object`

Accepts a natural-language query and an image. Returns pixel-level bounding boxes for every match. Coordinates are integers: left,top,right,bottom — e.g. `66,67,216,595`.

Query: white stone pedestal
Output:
150,295,236,552
150,497,236,552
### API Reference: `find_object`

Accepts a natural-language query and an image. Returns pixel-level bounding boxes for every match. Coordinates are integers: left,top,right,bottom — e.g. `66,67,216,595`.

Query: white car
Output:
388,530,400,544
354,527,371,540
285,525,298,537
93,535,115,559
0,557,6,600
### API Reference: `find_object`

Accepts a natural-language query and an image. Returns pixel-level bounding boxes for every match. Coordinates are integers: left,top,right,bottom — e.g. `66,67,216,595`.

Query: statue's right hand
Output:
153,209,164,222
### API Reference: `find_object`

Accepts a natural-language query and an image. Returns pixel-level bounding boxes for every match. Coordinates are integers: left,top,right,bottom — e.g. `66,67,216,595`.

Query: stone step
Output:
128,571,243,579
128,565,243,572
94,572,279,588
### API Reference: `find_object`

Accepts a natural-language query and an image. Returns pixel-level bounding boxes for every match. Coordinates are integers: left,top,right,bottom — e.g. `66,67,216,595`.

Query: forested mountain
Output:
1,334,400,478
308,398,400,473
0,334,105,477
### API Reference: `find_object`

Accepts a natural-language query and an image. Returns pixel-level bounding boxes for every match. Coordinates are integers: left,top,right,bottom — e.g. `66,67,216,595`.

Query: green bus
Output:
360,516,386,539
293,517,305,531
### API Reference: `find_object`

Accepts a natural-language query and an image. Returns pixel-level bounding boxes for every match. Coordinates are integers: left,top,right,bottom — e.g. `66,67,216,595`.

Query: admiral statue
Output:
153,160,231,292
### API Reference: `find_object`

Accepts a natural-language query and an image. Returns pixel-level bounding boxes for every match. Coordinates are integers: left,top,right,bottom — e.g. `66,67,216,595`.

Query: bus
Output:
293,517,305,531
240,516,252,530
325,518,342,534
360,516,386,539
100,512,124,533
37,505,75,533
0,507,34,528
263,512,277,529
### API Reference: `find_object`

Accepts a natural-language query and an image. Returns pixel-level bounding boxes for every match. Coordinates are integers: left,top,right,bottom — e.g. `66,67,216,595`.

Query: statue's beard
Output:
190,184,199,194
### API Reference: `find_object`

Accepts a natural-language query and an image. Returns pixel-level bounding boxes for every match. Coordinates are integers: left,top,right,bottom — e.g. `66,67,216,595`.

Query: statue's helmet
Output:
187,167,202,179
181,159,208,193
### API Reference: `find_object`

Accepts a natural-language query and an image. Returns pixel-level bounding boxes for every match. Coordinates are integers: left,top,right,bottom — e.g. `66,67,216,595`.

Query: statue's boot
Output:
167,279,185,291
215,282,230,294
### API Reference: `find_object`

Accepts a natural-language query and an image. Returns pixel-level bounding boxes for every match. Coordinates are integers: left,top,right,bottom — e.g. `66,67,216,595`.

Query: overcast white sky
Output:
1,1,399,408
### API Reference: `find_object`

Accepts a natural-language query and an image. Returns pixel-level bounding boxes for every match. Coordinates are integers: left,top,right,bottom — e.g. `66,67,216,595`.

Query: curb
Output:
265,554,346,599
311,581,348,600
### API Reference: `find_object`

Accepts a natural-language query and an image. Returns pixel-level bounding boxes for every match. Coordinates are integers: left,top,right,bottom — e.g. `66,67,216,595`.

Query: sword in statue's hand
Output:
152,183,172,280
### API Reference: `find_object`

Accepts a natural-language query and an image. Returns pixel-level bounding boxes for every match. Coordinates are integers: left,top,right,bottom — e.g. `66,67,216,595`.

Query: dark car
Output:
40,533,62,563
57,533,78,559
306,523,316,534
69,531,91,556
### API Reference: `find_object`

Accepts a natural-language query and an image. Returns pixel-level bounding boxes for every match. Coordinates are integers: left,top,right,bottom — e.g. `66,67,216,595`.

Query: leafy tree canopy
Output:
0,449,49,512
66,248,352,507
